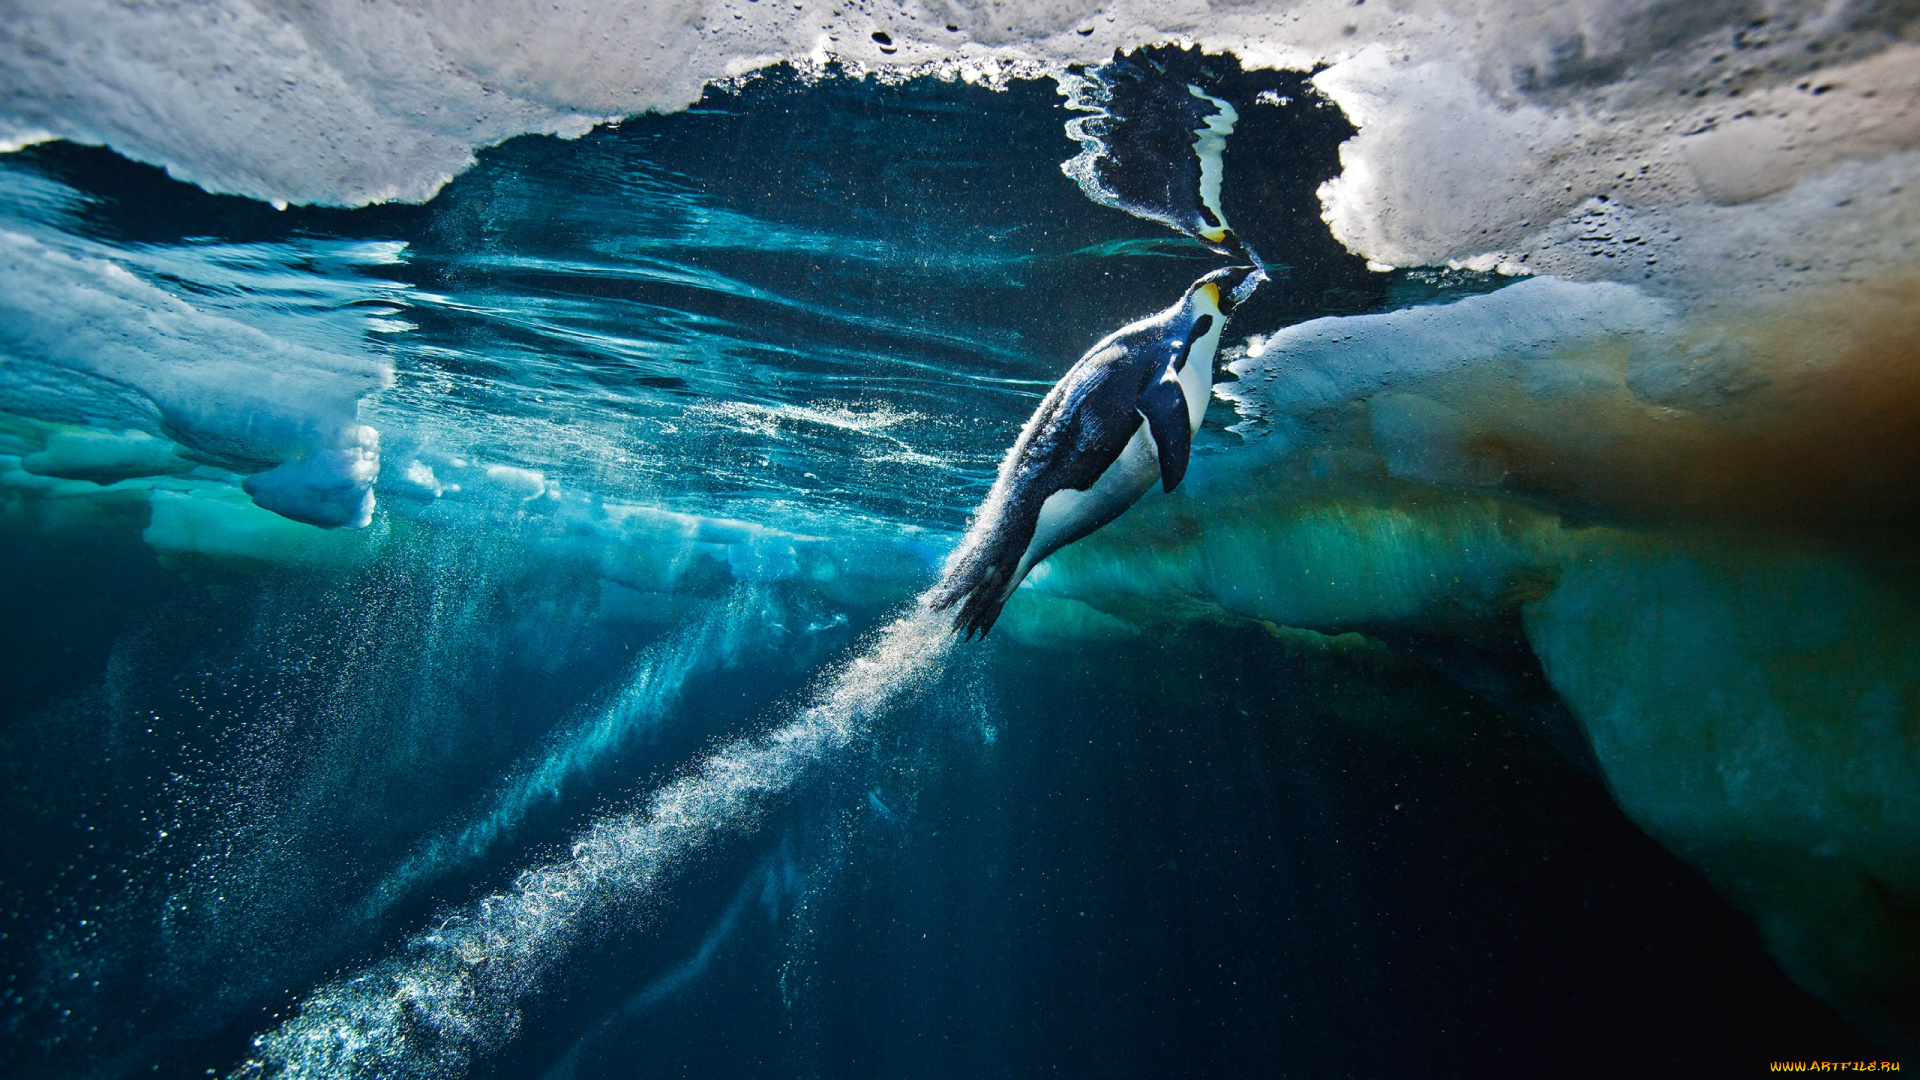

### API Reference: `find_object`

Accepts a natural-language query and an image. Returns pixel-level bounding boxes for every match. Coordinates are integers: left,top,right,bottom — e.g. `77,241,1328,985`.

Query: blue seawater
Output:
0,68,1897,1079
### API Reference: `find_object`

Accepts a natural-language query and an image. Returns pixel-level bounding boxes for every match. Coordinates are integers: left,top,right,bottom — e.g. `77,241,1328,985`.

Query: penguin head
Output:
1189,264,1265,315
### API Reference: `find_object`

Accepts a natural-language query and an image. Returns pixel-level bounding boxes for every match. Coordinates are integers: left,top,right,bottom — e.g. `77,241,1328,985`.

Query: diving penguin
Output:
930,264,1262,638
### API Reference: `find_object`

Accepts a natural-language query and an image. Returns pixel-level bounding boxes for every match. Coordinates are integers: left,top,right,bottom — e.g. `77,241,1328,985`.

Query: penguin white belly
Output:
1179,325,1218,430
1014,422,1162,585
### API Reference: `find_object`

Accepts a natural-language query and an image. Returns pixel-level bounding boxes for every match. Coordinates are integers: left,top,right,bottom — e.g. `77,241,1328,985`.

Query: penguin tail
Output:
928,560,1016,640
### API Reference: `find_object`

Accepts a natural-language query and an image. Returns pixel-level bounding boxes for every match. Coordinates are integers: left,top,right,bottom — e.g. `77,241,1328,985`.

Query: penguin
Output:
930,263,1262,638
1062,65,1258,266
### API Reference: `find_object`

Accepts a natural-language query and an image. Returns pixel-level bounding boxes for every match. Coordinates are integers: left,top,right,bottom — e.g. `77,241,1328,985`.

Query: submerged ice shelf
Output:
1,5,1918,1076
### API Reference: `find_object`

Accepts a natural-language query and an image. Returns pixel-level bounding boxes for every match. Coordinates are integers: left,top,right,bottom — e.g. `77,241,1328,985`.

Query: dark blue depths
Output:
499,632,1873,1080
0,533,1870,1079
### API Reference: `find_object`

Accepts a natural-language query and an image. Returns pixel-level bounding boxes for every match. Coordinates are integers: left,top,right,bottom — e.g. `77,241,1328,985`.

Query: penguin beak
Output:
1208,265,1264,314
1210,231,1252,264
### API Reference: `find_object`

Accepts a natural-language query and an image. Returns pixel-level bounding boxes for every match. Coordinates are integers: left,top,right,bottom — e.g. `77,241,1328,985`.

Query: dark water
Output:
0,59,1888,1079
0,530,1870,1078
504,634,1876,1080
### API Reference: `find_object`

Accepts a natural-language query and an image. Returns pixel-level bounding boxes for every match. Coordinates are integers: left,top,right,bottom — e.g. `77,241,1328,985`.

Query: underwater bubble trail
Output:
537,858,769,1080
355,589,772,924
237,605,953,1080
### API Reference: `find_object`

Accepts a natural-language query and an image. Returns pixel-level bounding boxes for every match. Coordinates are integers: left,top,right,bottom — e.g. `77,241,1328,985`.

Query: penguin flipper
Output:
1139,371,1191,493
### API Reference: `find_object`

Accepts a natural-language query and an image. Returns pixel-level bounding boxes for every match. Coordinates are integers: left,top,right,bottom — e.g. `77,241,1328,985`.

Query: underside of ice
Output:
0,227,392,527
4,1,1916,305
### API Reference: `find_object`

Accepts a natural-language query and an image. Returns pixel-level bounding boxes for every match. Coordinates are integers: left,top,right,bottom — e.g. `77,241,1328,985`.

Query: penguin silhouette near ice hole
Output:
933,64,1268,638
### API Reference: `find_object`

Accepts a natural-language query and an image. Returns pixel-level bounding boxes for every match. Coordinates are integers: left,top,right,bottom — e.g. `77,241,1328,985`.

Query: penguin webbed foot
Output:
929,562,1013,640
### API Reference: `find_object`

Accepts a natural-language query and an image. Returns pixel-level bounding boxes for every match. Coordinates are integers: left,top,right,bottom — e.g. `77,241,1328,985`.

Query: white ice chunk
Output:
1222,276,1673,449
392,459,446,501
0,230,389,526
20,429,193,483
242,436,380,529
483,463,549,500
